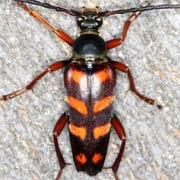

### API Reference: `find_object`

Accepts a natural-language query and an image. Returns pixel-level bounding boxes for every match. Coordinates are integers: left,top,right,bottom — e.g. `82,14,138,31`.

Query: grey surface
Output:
0,0,180,180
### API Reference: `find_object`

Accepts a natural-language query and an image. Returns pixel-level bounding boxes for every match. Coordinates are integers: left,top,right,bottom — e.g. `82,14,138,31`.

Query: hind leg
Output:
53,113,68,180
111,115,126,180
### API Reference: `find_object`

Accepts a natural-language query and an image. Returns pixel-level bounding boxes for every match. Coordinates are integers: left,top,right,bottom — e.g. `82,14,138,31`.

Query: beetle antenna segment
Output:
99,4,180,16
15,0,81,16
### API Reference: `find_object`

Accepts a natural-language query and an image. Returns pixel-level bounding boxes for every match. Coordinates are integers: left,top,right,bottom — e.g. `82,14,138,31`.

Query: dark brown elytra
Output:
1,0,180,179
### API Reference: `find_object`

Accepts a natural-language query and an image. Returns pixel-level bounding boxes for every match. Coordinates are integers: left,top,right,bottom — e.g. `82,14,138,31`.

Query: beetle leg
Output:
53,113,68,180
16,2,74,46
111,115,126,180
106,11,141,49
0,61,68,101
112,61,161,108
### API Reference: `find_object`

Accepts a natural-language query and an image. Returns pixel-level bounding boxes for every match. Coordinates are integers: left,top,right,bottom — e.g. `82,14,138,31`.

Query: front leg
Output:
111,60,161,108
0,61,69,101
106,11,141,49
16,1,74,45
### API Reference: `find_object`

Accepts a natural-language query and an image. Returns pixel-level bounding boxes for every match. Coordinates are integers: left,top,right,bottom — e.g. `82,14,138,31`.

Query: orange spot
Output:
92,153,103,164
93,95,115,113
93,123,111,139
95,69,109,82
75,153,87,165
65,96,88,115
69,123,87,140
72,69,85,84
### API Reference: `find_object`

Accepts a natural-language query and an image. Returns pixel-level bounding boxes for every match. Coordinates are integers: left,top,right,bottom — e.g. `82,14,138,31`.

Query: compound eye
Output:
95,17,103,27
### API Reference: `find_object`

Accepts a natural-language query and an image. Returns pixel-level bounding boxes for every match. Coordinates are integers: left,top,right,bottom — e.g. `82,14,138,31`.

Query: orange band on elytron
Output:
92,153,103,164
93,95,115,113
65,96,88,115
93,123,111,139
95,69,109,82
75,153,87,165
69,123,87,140
72,69,85,84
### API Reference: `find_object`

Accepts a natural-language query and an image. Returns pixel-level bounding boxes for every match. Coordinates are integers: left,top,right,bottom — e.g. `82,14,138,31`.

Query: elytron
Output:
1,0,180,179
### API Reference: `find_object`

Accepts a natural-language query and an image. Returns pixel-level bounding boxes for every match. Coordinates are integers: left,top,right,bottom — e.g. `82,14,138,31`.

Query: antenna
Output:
15,0,81,16
15,1,180,17
99,4,180,16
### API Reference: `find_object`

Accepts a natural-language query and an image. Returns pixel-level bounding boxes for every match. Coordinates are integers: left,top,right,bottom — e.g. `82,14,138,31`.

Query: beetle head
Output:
77,8,103,32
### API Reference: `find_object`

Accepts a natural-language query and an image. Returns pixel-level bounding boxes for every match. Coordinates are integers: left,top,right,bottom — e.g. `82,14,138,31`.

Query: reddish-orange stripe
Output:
65,96,88,115
92,153,103,164
72,69,85,84
95,69,109,83
93,123,111,140
69,123,87,141
75,153,87,165
93,95,115,113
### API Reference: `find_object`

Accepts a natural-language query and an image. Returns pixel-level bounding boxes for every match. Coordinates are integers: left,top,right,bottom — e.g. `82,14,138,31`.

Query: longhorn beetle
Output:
1,0,180,179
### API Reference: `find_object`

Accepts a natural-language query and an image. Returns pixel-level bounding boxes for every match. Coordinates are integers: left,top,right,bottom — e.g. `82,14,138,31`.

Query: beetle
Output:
1,0,180,179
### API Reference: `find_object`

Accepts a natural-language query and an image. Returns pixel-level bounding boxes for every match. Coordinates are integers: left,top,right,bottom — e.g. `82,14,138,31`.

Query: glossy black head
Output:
77,8,103,31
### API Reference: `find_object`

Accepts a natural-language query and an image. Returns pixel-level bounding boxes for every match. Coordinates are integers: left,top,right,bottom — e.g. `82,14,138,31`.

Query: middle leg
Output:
111,60,161,108
0,60,69,101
